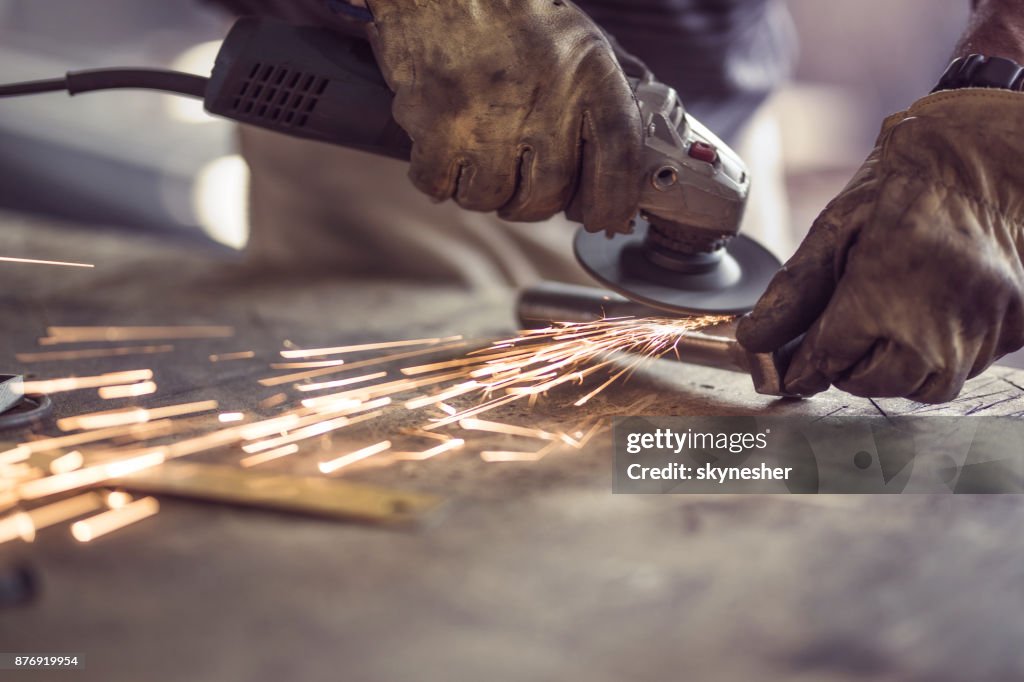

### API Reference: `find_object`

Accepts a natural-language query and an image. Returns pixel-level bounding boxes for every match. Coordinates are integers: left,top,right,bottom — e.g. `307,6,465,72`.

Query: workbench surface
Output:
3,214,1024,682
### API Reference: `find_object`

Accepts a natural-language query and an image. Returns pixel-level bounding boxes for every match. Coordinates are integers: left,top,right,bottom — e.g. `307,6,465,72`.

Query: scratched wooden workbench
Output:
2,212,1024,682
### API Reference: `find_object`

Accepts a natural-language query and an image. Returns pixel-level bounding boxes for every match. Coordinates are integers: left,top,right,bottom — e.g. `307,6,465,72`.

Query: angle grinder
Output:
0,16,779,318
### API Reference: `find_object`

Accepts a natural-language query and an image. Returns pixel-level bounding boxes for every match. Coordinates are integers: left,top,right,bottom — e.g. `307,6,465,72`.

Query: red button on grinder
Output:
688,141,718,164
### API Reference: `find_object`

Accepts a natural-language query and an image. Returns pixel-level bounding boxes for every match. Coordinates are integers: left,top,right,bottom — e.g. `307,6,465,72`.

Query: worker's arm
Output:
736,0,1024,403
957,0,1024,61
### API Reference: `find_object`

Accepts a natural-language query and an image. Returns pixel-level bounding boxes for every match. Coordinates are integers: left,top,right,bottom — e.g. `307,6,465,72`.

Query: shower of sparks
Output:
0,255,94,268
2,315,728,545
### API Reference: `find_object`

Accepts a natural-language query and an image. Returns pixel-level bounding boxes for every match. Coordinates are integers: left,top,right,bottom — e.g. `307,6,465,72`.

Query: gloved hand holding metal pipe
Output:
737,87,1024,403
735,0,1024,402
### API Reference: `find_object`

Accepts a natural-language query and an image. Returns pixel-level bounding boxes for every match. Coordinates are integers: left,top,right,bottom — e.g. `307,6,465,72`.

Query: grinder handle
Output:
205,17,412,160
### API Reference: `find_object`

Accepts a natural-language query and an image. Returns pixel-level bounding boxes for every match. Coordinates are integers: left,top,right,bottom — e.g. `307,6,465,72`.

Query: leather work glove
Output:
361,0,645,234
736,89,1024,403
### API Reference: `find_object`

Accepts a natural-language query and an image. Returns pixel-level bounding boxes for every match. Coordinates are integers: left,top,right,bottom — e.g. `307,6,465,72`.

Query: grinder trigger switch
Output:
688,141,718,164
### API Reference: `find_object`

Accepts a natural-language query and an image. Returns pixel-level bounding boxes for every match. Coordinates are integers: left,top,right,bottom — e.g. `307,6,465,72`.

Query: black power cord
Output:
0,18,413,159
0,68,208,99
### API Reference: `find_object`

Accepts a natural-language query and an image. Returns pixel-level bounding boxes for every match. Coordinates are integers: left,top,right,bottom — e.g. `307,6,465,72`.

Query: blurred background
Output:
0,0,241,248
780,0,969,235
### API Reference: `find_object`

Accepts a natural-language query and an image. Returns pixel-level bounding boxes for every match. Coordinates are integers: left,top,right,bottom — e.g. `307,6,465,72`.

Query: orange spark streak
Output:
259,341,468,386
240,444,300,468
0,255,94,268
18,450,166,501
299,371,466,409
0,511,35,545
296,371,388,393
319,440,392,473
405,381,480,410
71,497,159,542
28,492,104,529
259,393,288,408
49,450,84,474
480,443,558,462
45,325,233,342
241,402,389,454
393,438,465,461
270,359,347,369
22,369,153,394
40,325,233,344
458,418,559,441
0,420,176,460
15,345,173,363
105,491,133,509
399,346,531,376
57,400,218,432
280,335,463,359
209,351,255,362
98,381,157,399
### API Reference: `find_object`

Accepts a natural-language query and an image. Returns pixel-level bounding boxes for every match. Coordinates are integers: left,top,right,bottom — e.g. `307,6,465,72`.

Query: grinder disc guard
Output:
574,222,781,316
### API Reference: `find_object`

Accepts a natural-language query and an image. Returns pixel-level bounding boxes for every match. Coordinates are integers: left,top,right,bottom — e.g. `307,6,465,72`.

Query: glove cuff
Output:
869,88,1024,234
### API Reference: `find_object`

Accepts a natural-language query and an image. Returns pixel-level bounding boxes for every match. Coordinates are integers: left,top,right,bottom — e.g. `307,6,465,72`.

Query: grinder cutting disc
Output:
573,222,781,316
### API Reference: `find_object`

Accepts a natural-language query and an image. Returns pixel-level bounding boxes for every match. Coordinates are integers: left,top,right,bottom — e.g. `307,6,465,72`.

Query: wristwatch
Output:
932,54,1024,93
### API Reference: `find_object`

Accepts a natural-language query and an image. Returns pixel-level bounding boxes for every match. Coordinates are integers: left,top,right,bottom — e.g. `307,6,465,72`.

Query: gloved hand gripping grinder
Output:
203,19,779,317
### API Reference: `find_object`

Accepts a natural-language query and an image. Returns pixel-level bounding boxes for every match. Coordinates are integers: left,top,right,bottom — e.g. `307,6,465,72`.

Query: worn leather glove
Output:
362,0,644,234
736,89,1024,403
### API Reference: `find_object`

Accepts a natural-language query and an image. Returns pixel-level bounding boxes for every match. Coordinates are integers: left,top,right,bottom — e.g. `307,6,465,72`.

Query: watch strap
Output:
932,54,1024,93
